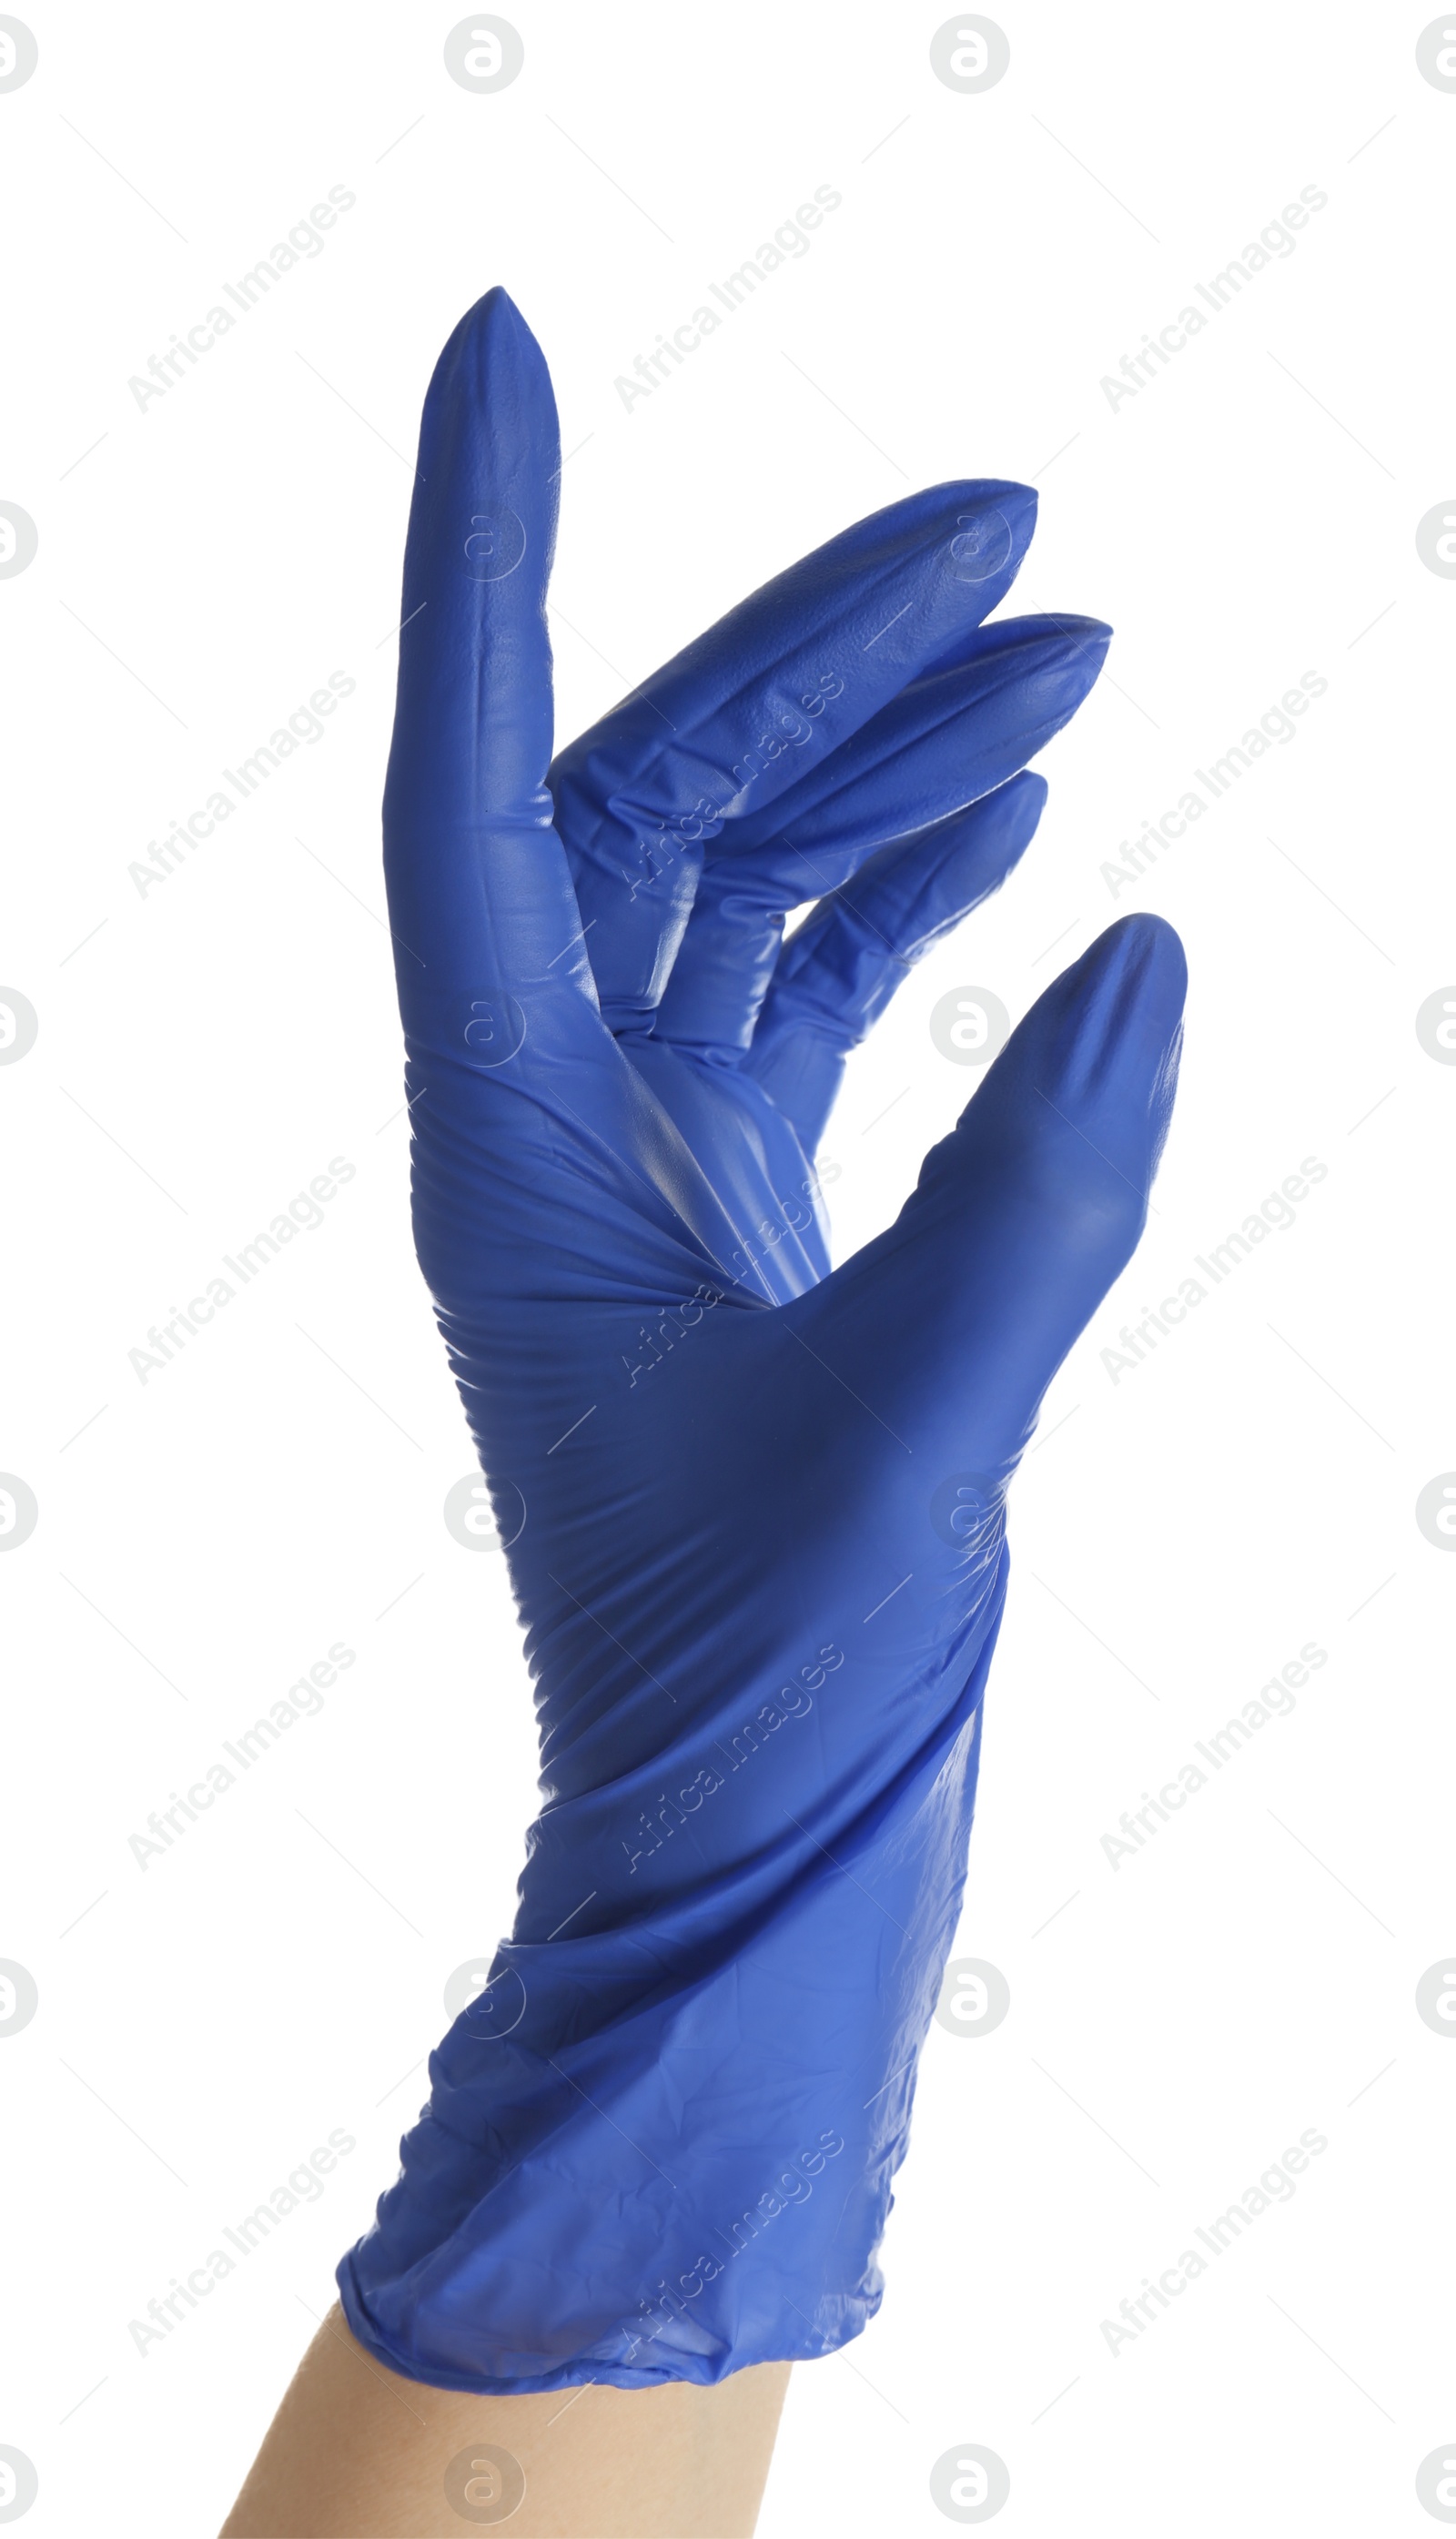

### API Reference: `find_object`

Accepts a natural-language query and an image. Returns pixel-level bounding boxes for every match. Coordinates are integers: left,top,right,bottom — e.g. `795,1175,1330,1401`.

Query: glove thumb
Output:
790,914,1187,1481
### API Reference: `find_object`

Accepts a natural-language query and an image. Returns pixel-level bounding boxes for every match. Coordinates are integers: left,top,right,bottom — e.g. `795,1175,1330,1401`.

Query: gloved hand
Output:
337,289,1186,2396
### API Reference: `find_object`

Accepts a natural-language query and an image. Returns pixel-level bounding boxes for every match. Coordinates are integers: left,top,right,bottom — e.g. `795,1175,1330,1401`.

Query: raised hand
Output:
338,288,1186,2395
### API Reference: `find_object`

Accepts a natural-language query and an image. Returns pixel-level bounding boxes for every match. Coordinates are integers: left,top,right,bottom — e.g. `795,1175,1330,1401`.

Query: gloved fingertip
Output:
389,290,564,848
1078,909,1188,1013
940,477,1037,584
965,911,1187,1189
445,283,540,361
986,477,1036,549
424,286,558,452
926,769,1046,909
1055,610,1112,649
460,282,525,330
1040,912,1188,1118
927,477,1036,524
990,765,1048,838
922,613,1111,727
1043,612,1112,681
1008,619,1108,752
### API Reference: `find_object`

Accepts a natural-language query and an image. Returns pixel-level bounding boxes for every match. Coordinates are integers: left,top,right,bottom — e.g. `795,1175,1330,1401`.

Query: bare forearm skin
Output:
220,2302,790,2538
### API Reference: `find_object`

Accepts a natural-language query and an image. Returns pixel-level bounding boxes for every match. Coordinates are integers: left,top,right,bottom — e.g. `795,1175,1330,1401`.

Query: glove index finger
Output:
384,289,599,1068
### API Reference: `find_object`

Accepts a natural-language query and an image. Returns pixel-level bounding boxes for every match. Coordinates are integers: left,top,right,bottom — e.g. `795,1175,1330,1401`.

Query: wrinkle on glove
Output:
338,289,1187,2394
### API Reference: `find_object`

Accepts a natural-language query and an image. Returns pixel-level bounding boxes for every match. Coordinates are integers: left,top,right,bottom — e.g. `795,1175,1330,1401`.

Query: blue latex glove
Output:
337,290,1186,2394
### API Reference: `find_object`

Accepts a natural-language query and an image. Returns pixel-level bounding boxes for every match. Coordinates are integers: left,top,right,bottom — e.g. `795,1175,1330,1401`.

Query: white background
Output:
3,5,1453,2532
